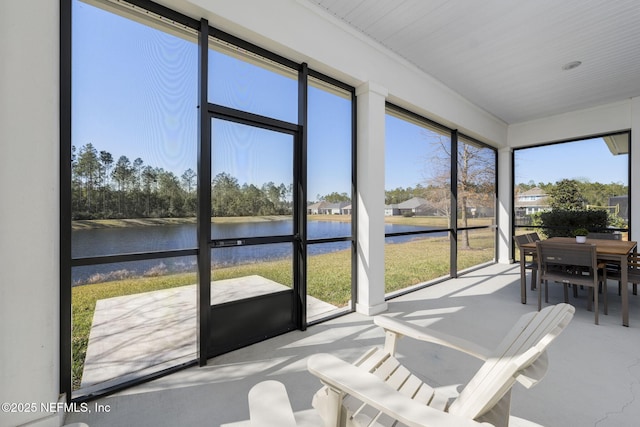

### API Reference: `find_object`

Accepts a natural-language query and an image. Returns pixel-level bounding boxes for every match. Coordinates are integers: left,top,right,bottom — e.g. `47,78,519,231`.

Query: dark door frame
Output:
203,107,304,358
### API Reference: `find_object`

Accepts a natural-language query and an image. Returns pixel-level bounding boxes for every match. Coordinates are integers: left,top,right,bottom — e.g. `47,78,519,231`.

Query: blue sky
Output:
385,114,629,189
72,0,352,200
72,1,198,176
514,138,628,186
385,114,448,190
73,0,628,202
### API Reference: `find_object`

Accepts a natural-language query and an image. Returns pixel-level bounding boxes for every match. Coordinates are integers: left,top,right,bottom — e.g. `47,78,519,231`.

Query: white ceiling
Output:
302,0,640,124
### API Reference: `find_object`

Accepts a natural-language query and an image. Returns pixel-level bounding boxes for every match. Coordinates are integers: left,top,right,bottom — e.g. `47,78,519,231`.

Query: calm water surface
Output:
71,220,445,284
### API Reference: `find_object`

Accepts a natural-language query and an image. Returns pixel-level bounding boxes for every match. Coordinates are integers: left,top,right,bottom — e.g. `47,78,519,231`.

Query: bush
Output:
72,211,97,220
539,209,608,238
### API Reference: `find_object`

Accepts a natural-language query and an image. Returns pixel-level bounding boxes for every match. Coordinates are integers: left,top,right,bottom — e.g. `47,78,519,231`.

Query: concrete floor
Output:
79,276,338,395
66,263,640,427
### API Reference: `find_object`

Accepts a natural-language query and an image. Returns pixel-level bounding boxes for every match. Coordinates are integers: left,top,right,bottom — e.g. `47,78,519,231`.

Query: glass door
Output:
208,117,301,356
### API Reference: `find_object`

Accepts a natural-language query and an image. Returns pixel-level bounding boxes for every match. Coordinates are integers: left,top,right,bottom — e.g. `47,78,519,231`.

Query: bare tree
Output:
423,134,495,249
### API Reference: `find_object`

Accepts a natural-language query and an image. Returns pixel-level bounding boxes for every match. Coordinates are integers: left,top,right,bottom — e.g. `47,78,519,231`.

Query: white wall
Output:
0,1,61,426
508,100,633,148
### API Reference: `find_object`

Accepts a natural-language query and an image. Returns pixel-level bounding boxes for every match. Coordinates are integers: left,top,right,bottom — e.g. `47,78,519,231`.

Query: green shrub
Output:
539,209,608,238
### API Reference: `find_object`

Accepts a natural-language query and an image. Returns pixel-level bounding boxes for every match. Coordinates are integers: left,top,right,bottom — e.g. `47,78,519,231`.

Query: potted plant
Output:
574,228,588,243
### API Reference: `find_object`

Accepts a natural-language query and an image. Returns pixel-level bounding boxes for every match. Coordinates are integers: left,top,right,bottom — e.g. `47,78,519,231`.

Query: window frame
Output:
61,0,356,402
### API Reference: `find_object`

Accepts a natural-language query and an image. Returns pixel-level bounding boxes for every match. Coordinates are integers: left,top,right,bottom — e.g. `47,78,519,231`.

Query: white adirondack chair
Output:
310,303,574,427
247,374,491,427
242,304,573,427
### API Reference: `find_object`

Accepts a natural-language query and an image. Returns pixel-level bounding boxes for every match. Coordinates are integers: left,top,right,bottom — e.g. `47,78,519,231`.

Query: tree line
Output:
71,143,293,220
520,178,628,229
516,179,628,212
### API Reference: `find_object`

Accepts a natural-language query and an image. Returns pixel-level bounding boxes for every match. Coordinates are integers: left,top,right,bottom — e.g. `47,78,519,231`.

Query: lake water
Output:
71,220,446,284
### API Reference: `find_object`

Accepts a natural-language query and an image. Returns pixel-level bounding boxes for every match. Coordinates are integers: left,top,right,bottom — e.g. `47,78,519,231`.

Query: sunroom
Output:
2,0,640,426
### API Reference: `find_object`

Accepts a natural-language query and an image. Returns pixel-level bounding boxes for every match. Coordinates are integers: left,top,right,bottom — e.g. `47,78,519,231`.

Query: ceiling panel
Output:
304,0,640,124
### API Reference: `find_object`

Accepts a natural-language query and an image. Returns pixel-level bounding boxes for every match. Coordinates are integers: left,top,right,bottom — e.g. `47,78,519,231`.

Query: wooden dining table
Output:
519,236,637,326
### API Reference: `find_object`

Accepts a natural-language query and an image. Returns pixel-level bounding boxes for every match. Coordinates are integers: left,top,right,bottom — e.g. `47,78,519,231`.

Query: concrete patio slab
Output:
81,275,337,393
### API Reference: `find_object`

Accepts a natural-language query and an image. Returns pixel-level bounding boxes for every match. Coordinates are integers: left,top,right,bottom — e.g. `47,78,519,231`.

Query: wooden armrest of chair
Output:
374,315,491,361
248,380,297,427
307,353,492,427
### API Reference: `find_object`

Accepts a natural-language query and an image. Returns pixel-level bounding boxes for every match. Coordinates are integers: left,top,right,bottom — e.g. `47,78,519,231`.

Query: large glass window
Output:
307,77,353,237
384,108,453,294
65,0,355,400
71,0,198,395
307,241,353,322
457,135,496,268
514,134,629,239
211,119,294,237
208,38,298,123
307,77,354,320
384,106,497,291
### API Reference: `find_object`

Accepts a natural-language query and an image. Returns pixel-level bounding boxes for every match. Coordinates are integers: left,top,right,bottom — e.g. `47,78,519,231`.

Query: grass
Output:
72,214,493,229
71,227,495,390
71,215,292,230
385,231,495,292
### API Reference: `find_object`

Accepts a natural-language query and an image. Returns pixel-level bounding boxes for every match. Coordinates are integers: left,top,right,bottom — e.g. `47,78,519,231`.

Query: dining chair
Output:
586,231,618,240
515,234,538,291
606,252,640,297
536,241,606,324
586,231,627,294
526,232,541,243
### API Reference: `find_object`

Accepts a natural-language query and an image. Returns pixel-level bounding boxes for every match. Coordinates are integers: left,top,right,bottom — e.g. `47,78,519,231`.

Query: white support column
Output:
631,96,640,243
497,146,513,264
355,82,388,315
1,1,61,426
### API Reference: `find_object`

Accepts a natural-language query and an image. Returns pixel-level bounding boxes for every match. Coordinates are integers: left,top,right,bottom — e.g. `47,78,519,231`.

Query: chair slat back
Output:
626,252,640,283
528,232,541,242
536,241,597,270
448,304,574,421
628,252,640,269
513,234,530,248
587,232,616,240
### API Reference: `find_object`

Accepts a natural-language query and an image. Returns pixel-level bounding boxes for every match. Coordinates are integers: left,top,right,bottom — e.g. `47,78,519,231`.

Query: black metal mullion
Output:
297,63,308,330
211,235,295,247
450,130,459,278
629,130,633,236
511,147,517,257
350,87,358,312
209,26,298,71
493,147,499,260
308,69,353,93
60,0,73,403
122,0,200,30
455,225,492,232
71,248,198,266
308,236,353,245
386,102,451,135
197,18,211,367
385,229,452,238
209,103,299,134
